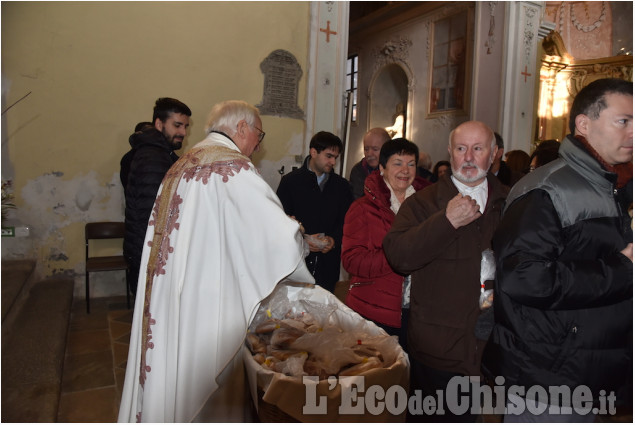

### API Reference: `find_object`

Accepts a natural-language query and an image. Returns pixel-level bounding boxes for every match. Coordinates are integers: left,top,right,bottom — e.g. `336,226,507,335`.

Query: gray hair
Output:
204,100,260,136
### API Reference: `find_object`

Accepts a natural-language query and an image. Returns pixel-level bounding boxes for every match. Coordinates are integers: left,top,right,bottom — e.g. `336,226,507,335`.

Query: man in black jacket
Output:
123,97,191,295
483,78,632,422
120,121,153,190
276,131,353,293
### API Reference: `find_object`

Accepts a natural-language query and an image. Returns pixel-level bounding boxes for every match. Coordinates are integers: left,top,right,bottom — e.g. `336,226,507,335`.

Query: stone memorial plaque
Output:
257,50,305,119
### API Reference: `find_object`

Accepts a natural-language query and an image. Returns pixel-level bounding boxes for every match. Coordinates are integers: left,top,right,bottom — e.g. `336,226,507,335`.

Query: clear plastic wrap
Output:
479,248,495,310
246,283,400,378
243,282,410,422
304,232,329,250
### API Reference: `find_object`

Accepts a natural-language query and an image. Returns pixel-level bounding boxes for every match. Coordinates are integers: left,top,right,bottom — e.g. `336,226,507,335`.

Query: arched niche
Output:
369,63,410,138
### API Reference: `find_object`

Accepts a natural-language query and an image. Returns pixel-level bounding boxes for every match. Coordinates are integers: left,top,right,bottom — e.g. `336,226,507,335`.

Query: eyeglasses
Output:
254,126,266,143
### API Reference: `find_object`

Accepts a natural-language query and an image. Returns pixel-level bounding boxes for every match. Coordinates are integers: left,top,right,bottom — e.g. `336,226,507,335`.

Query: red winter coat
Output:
342,171,430,327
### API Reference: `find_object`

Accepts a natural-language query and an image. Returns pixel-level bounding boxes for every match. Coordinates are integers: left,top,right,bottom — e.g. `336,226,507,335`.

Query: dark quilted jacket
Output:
483,135,633,404
123,128,178,291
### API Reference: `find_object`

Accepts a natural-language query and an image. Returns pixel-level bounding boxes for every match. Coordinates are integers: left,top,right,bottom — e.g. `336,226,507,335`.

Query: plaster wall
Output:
347,2,501,176
1,1,311,297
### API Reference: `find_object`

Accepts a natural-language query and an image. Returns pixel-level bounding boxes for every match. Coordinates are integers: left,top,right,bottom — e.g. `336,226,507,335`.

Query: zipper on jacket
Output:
349,281,375,290
550,325,578,372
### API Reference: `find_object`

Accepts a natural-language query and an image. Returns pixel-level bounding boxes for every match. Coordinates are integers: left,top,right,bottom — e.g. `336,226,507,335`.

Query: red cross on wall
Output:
320,21,337,43
521,65,532,83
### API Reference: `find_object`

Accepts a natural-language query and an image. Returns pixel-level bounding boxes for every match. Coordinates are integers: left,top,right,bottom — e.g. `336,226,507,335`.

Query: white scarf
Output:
451,175,488,214
385,179,416,215
385,179,417,308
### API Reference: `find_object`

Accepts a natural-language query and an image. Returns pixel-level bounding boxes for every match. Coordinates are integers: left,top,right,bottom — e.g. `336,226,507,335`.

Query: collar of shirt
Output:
309,163,329,191
316,172,328,188
451,176,488,214
386,178,416,215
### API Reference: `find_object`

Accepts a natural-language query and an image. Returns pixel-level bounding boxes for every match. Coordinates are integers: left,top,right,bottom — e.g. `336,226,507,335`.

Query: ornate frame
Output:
427,4,475,118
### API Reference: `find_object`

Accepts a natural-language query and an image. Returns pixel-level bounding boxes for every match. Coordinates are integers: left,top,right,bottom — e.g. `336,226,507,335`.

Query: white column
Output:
500,1,544,153
305,1,350,172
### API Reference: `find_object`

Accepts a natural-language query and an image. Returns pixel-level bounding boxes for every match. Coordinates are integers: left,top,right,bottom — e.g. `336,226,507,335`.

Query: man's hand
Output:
446,193,481,229
320,236,335,253
621,243,633,262
306,234,334,253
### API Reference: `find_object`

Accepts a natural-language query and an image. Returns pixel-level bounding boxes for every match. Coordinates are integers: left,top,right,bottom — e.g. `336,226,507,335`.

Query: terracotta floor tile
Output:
109,319,131,341
58,386,118,422
108,301,131,312
65,329,111,355
114,331,130,345
114,367,126,405
61,349,114,393
69,307,109,332
112,341,129,369
58,297,133,421
108,309,132,323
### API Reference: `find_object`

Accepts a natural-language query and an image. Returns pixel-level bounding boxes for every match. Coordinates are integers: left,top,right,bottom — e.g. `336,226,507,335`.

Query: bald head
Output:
363,128,391,168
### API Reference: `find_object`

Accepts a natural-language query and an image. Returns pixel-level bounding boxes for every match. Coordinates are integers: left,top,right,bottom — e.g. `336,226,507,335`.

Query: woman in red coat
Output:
342,138,430,349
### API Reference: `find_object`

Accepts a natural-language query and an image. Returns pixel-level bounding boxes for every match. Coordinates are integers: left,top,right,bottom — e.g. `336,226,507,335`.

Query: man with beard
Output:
123,97,191,296
384,121,509,422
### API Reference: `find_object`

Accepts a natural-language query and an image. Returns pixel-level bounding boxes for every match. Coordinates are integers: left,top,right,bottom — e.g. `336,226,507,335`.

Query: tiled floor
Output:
57,296,132,422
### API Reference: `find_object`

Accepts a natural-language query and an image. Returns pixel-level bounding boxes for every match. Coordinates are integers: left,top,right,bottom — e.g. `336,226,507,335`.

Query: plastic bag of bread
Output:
243,281,409,422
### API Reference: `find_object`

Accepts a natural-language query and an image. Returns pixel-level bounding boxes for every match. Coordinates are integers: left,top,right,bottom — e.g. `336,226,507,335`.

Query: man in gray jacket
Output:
483,78,632,422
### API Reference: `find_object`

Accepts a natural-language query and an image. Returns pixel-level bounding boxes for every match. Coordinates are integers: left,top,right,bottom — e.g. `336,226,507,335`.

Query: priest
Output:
118,100,314,422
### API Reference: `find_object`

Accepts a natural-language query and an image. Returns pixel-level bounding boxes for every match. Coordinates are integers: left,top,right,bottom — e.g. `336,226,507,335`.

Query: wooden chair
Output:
85,222,129,313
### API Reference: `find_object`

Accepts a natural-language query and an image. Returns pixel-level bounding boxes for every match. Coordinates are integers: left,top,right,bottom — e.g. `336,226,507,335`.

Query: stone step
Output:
1,277,74,422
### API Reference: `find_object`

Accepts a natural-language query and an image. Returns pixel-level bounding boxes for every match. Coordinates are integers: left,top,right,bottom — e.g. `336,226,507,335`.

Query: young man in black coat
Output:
122,97,191,295
276,131,353,293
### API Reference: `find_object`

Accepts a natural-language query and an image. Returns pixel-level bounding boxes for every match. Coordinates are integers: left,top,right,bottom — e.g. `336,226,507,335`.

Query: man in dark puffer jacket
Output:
483,78,632,422
120,121,153,191
123,97,191,295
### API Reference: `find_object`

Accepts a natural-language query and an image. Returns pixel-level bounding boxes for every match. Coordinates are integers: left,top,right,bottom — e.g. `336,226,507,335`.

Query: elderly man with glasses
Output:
119,100,314,422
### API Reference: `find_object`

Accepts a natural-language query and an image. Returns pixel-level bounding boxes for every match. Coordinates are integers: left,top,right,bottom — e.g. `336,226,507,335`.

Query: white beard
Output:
452,162,488,184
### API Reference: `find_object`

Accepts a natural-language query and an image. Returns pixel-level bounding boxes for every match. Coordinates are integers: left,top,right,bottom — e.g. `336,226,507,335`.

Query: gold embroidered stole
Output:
138,144,250,387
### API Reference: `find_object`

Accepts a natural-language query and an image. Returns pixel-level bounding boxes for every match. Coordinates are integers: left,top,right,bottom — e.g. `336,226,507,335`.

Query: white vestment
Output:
118,132,314,422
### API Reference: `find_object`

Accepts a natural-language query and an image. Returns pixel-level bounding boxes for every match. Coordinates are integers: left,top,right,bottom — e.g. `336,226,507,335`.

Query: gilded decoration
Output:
537,31,633,141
